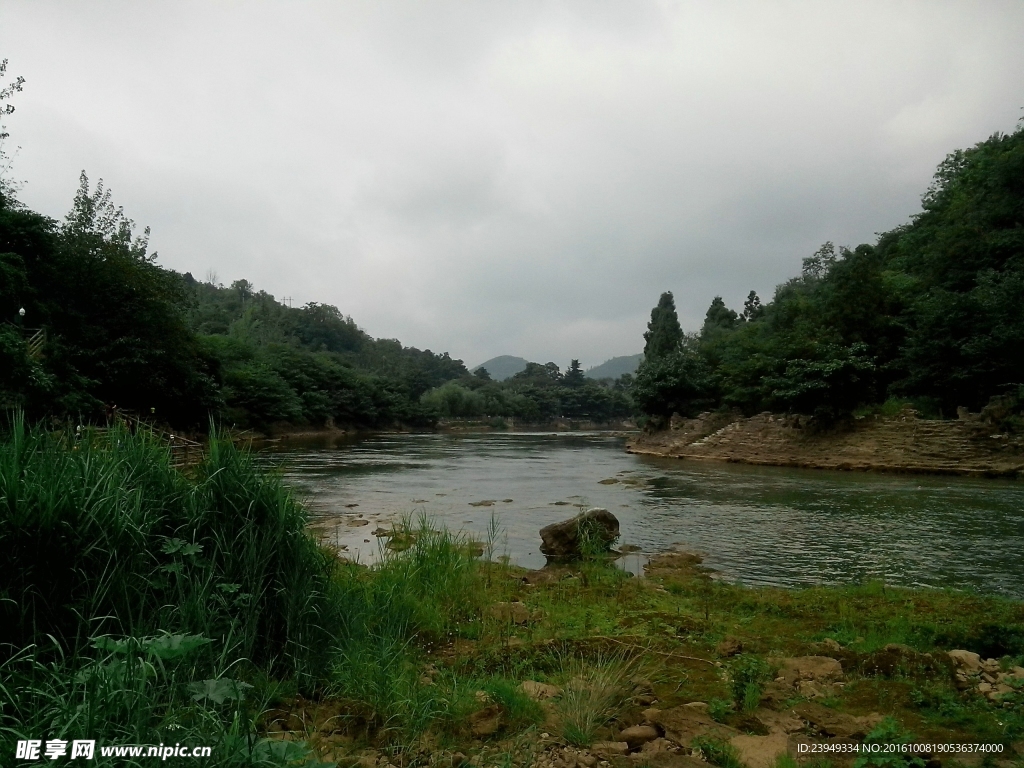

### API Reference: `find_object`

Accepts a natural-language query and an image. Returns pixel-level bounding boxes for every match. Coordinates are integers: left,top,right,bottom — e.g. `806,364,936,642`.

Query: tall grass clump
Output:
556,652,644,747
0,413,340,764
328,515,484,746
0,414,337,678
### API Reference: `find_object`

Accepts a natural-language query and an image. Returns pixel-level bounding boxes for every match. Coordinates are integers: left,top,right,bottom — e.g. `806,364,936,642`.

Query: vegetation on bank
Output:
2,420,1022,766
635,120,1024,427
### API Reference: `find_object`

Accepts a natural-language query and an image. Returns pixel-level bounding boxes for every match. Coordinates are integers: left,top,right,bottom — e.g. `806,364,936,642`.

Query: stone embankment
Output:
627,409,1024,477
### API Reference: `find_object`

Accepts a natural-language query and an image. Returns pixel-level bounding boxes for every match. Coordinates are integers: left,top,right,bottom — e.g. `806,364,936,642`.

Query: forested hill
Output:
635,121,1024,427
0,174,468,430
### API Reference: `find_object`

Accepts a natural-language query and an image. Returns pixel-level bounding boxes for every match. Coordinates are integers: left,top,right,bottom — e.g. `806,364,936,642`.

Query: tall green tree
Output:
643,291,683,359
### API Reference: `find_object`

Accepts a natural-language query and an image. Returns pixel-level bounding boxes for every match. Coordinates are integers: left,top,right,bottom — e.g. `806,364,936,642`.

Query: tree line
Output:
0,175,635,430
421,360,634,423
634,120,1024,426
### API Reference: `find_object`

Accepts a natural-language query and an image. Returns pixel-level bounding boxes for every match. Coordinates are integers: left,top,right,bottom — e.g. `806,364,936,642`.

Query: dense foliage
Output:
635,122,1024,423
0,174,635,430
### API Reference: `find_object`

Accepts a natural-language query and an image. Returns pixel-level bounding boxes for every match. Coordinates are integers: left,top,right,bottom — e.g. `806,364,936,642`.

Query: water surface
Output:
262,431,1024,598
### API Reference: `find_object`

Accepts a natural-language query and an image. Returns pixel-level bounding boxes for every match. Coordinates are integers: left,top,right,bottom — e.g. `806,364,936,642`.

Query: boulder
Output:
539,508,620,559
646,706,739,747
948,649,982,673
791,702,883,740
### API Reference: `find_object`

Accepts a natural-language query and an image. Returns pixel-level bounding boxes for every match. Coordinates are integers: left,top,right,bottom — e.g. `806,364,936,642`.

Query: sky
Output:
2,2,1023,369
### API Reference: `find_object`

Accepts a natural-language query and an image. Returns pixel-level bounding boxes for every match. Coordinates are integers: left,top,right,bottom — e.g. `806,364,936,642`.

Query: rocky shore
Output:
627,409,1024,477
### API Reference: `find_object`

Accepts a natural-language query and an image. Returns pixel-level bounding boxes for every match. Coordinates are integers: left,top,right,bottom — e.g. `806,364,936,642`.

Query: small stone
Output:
521,680,562,700
468,704,502,737
486,601,531,624
451,753,468,768
978,682,993,693
591,742,629,758
618,725,660,749
578,755,597,767
821,638,843,652
717,637,743,657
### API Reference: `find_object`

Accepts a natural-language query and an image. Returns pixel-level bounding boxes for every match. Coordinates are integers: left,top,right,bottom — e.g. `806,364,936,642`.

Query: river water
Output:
262,431,1024,598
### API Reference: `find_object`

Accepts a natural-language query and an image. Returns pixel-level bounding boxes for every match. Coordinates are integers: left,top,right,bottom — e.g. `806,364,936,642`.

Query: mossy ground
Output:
270,544,1024,766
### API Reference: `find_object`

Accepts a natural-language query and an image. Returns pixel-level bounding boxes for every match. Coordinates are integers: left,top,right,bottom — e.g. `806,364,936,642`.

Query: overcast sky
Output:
2,2,1022,369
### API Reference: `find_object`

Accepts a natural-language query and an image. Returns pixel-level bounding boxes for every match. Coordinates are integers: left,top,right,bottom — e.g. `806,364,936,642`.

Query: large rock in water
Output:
539,508,619,559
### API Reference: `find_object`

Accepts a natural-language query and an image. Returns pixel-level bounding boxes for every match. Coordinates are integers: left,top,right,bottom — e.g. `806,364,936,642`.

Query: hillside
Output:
472,355,529,381
586,354,642,380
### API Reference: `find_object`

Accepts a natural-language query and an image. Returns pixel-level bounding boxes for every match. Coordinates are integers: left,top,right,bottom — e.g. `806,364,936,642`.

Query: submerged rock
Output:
539,508,620,559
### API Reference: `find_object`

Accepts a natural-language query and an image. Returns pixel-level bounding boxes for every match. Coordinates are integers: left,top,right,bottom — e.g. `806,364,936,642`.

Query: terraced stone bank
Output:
627,411,1024,477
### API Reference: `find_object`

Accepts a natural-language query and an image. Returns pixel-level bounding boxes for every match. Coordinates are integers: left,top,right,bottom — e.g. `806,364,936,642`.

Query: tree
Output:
563,359,585,388
632,347,713,418
0,59,25,199
701,296,738,337
741,291,763,322
474,366,492,381
643,291,683,360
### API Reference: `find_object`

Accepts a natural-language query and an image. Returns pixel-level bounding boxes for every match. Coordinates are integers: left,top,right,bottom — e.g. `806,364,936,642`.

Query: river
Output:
262,431,1024,598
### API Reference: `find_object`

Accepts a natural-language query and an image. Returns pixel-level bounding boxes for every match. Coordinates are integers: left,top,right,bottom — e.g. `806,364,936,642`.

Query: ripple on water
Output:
261,432,1024,598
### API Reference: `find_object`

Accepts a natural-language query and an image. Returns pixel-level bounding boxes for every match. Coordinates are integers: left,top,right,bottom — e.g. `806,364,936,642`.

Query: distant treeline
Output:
424,361,634,423
0,174,634,430
636,122,1024,425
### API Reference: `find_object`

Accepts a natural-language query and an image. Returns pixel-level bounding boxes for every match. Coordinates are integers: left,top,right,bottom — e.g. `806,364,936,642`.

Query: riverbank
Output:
273,537,1024,766
6,423,1022,766
627,410,1024,478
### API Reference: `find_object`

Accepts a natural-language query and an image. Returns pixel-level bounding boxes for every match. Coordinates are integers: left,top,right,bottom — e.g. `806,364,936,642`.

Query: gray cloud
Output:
3,0,1023,368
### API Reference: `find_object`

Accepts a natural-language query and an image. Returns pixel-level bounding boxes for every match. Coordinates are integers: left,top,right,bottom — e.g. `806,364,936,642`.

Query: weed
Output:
557,653,641,747
692,736,744,768
728,654,773,712
853,717,925,768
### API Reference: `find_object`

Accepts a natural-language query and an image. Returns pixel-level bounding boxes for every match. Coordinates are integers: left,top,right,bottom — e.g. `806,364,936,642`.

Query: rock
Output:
988,683,1014,701
774,656,843,685
640,739,673,754
578,755,597,767
347,518,370,527
598,478,620,484
729,733,789,768
618,725,660,750
753,710,804,735
791,702,880,740
468,704,502,737
948,649,982,673
820,638,843,652
591,742,629,759
521,680,562,700
540,508,620,559
633,754,705,768
716,637,743,657
647,705,739,747
486,601,531,624
451,753,468,768
469,500,496,507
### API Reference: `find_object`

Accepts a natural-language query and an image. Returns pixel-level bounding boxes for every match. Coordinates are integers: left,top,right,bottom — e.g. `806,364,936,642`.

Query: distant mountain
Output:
472,355,529,381
585,354,642,380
